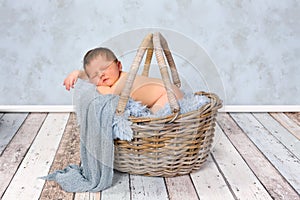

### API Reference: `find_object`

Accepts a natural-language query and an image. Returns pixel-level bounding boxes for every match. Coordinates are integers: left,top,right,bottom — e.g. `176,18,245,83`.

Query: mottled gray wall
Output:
0,0,299,105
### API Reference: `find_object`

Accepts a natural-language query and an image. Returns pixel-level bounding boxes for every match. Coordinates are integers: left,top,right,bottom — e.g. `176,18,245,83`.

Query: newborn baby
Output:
63,47,183,113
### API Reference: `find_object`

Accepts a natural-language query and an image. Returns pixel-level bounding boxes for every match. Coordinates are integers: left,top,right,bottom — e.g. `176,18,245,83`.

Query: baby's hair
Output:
83,47,118,70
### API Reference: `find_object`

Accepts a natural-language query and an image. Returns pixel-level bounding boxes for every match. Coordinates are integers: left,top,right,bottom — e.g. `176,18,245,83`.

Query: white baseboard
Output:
0,105,75,113
219,105,300,112
0,105,299,112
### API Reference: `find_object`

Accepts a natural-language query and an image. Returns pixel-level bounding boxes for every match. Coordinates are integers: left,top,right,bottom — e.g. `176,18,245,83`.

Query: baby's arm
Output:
63,70,88,91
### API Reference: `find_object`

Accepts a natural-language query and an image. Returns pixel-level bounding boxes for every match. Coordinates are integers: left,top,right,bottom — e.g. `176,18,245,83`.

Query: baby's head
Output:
83,47,122,87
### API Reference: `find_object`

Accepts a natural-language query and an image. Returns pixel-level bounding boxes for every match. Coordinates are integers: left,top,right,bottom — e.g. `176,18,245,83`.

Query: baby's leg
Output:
131,83,169,113
150,92,169,113
150,85,184,113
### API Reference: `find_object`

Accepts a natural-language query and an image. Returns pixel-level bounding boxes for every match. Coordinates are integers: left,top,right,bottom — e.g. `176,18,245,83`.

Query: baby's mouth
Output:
102,78,110,84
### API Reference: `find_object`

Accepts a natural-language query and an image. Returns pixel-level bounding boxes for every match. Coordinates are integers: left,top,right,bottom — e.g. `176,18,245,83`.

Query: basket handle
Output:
116,32,180,116
159,33,181,88
116,33,153,115
153,32,180,113
141,34,181,88
141,41,153,77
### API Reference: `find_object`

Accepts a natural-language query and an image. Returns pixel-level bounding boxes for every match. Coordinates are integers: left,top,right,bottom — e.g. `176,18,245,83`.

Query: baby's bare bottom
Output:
131,84,183,113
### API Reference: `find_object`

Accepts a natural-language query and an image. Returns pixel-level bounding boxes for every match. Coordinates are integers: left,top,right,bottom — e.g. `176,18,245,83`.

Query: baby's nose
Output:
98,72,105,79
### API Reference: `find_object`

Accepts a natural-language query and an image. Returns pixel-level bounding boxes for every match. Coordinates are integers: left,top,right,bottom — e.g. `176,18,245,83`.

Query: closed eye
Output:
90,73,99,79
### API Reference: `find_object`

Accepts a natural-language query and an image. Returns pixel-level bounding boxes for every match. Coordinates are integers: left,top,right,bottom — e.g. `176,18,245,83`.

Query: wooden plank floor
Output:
0,112,299,200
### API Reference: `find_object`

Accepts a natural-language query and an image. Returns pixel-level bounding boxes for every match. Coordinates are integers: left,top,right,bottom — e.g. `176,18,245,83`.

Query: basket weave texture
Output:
114,32,222,177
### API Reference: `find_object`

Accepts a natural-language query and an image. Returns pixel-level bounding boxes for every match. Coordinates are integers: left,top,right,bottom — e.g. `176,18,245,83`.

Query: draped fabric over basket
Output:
113,32,222,177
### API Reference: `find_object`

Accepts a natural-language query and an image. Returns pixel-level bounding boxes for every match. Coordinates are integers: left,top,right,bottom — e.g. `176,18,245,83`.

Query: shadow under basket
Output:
114,91,222,177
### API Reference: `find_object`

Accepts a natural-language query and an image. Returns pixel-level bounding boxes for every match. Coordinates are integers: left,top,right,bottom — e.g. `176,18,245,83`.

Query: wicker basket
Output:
114,32,222,177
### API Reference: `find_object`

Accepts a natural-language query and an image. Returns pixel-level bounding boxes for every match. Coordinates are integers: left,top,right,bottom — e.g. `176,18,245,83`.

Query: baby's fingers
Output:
71,79,77,88
68,80,74,90
63,79,71,91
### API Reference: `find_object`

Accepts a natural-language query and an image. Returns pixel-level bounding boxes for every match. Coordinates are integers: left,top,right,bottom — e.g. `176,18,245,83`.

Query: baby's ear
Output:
117,61,122,71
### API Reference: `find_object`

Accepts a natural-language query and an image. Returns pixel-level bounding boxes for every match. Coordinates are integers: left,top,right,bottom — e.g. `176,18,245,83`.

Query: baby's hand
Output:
63,70,80,91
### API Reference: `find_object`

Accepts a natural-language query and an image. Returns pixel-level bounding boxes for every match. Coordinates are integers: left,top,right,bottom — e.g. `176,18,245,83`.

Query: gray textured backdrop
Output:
0,0,299,105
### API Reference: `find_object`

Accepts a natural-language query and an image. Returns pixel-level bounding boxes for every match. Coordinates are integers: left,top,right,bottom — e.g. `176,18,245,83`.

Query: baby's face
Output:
85,55,121,87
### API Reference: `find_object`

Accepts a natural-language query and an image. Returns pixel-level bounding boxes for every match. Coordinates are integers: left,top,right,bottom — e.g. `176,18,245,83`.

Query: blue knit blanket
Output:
41,82,120,192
